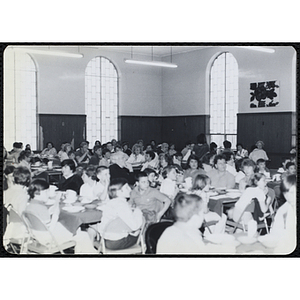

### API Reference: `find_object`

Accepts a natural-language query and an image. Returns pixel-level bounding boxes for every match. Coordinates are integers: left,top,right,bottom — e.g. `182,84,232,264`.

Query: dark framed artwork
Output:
250,80,279,108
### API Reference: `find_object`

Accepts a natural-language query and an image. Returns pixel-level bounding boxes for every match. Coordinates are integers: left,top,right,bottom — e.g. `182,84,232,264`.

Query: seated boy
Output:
160,165,180,201
256,158,271,179
129,172,171,224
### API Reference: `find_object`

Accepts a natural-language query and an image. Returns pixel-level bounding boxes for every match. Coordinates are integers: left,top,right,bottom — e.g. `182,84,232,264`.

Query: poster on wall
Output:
250,80,279,108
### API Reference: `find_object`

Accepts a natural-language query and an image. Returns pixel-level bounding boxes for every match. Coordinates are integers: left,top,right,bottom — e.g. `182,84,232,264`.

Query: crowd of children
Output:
3,134,297,254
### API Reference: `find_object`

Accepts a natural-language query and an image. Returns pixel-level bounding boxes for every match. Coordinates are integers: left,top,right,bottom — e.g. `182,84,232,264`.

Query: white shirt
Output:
160,178,178,200
79,181,105,203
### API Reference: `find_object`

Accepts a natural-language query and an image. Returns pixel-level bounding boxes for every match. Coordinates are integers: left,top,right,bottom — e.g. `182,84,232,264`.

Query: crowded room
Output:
3,44,297,255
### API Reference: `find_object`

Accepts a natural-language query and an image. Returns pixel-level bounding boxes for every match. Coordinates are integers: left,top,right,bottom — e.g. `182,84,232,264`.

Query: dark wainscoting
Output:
39,114,86,151
237,112,295,168
120,115,209,150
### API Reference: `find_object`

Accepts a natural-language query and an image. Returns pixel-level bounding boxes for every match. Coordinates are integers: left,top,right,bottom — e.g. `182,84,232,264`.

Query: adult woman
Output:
58,159,83,194
237,158,256,191
79,165,106,203
235,143,248,160
249,140,269,163
183,154,205,182
258,174,296,253
41,142,57,158
25,179,97,253
97,178,143,250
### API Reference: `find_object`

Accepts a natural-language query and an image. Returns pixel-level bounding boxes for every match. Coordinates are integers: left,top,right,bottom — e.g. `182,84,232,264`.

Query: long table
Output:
208,192,241,216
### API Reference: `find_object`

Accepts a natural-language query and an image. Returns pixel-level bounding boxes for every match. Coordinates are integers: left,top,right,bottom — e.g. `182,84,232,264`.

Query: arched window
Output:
85,56,118,145
4,48,37,150
209,52,238,148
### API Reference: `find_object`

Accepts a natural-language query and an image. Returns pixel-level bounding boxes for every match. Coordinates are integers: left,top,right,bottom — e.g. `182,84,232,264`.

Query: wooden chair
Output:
22,211,76,254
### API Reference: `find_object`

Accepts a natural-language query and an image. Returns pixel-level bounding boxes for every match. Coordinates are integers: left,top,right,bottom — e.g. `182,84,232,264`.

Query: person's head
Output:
143,168,157,184
236,143,244,152
173,193,203,224
13,166,31,187
185,140,192,149
241,159,256,176
187,154,199,170
256,140,264,149
63,143,72,153
68,150,76,160
173,152,183,163
201,153,214,173
192,174,211,192
82,165,98,183
250,173,266,189
210,142,218,153
145,150,155,162
281,157,291,169
122,142,129,151
213,154,227,172
144,144,153,152
161,142,169,153
256,159,267,171
196,133,207,145
223,151,235,166
162,165,177,180
102,148,111,159
169,143,175,150
280,174,296,206
136,139,144,147
46,142,54,149
108,178,131,199
106,142,113,152
150,140,156,147
158,153,172,168
94,140,101,147
4,165,16,190
135,172,150,191
61,159,76,176
111,139,117,147
134,145,142,155
80,141,88,152
93,145,102,157
285,162,296,175
223,140,231,149
114,143,123,152
25,144,31,150
13,142,23,151
27,179,50,201
18,150,31,163
96,165,110,182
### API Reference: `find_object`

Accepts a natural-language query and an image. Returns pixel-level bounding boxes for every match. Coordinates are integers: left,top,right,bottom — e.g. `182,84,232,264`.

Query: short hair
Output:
187,154,199,168
162,165,176,179
93,145,102,152
108,178,128,199
213,154,226,165
236,143,244,148
201,152,215,166
61,159,76,172
114,143,122,150
4,165,15,176
143,168,157,177
13,166,31,187
285,161,296,170
135,171,148,182
192,174,211,191
96,165,108,174
210,142,218,152
13,142,23,149
145,150,155,160
223,140,231,149
46,142,54,147
173,192,203,222
28,178,49,199
102,148,111,155
68,150,75,156
63,143,72,152
83,165,98,181
185,140,192,146
196,133,207,144
281,174,296,193
80,141,88,148
256,140,265,148
223,151,235,162
241,158,256,170
256,158,266,165
18,150,31,162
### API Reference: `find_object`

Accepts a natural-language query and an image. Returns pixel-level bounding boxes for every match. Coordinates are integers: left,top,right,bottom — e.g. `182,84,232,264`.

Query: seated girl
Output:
238,158,256,191
24,179,97,254
79,165,106,203
141,150,158,171
97,178,143,250
258,174,296,253
191,174,227,236
41,142,57,159
59,143,72,162
228,173,272,238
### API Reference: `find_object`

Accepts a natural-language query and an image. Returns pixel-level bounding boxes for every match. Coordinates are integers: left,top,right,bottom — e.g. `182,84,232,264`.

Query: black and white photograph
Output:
2,44,297,256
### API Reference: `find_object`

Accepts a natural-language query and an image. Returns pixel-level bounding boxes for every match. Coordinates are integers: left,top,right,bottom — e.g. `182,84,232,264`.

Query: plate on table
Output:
62,206,85,213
